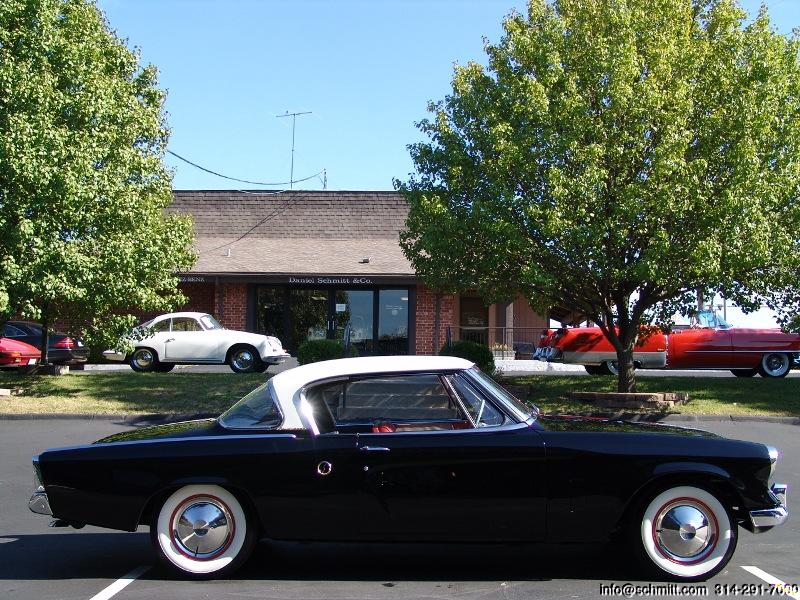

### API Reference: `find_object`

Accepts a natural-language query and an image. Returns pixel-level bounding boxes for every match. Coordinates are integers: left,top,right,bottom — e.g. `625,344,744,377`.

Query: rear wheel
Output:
151,484,256,578
129,348,158,373
155,363,175,373
599,360,619,375
631,485,737,581
758,353,791,378
730,368,757,378
584,365,603,375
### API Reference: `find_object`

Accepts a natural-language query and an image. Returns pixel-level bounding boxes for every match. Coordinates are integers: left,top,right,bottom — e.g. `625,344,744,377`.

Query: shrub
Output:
297,339,358,365
439,340,495,374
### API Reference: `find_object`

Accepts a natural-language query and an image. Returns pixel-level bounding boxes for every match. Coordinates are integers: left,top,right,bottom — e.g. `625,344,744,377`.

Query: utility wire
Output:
167,150,323,186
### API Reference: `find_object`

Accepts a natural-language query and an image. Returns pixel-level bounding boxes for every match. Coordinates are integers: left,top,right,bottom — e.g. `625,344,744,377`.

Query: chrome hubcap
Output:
134,350,153,368
172,498,233,559
655,501,717,562
232,350,254,370
764,354,788,375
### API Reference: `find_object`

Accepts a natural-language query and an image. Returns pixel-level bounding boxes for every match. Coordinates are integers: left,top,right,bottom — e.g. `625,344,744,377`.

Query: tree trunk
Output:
40,313,50,365
616,347,636,393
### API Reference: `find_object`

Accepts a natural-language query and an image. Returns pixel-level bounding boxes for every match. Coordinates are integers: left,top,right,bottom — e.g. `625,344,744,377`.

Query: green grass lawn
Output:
0,371,268,415
505,374,800,417
0,370,797,417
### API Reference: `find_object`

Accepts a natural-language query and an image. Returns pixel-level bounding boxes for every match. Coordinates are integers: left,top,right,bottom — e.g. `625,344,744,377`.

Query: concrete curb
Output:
0,412,797,426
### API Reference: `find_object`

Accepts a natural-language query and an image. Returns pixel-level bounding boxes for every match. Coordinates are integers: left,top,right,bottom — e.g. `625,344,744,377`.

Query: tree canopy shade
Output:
0,0,195,361
397,0,800,392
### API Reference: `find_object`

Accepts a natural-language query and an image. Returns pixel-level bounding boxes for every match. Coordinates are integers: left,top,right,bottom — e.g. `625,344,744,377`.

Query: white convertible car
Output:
103,312,290,373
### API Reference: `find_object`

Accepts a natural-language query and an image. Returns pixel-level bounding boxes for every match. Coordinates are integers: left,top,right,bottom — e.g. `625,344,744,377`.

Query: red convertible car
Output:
536,310,800,377
0,336,40,368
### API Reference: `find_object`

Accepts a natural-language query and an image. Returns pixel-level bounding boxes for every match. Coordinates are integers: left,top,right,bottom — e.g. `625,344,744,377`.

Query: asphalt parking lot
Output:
0,419,796,600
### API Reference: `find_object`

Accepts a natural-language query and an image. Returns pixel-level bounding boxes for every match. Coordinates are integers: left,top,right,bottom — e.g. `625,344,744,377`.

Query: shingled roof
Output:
169,190,415,276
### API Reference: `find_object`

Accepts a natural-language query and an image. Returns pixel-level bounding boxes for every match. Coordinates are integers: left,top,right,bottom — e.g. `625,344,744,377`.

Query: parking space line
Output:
741,566,799,599
88,565,150,600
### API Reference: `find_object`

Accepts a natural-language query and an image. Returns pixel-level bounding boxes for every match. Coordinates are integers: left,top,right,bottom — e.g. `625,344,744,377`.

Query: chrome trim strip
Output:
28,487,52,516
683,350,795,353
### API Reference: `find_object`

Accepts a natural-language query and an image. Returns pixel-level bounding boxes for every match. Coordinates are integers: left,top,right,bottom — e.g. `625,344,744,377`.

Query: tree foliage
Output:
0,0,195,358
398,0,800,391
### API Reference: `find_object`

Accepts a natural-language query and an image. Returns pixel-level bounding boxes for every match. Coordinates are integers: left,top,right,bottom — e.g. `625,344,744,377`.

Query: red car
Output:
0,336,41,368
536,310,800,377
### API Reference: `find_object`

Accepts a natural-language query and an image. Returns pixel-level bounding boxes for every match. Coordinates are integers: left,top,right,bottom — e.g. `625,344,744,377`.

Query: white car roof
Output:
148,312,210,322
272,355,474,429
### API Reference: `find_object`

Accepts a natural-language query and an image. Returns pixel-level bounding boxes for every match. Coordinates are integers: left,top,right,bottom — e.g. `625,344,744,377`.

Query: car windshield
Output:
465,367,539,422
200,314,223,330
218,381,283,429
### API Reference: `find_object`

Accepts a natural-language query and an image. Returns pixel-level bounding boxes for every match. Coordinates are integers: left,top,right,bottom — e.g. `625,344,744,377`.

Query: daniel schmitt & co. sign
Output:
288,276,374,285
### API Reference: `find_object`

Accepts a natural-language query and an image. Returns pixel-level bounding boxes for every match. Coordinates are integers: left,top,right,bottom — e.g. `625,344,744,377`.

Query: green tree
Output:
398,0,800,392
0,0,195,362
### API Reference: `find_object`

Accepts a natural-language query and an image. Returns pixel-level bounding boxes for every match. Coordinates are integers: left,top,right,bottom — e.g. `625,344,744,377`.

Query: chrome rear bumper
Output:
750,483,788,530
28,486,52,516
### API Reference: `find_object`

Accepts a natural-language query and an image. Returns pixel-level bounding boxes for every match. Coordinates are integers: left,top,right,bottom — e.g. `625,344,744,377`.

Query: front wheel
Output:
228,345,264,374
632,485,737,581
758,353,791,378
151,484,256,578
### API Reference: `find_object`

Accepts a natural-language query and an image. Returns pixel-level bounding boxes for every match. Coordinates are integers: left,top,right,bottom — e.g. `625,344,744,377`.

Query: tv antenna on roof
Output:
276,110,311,189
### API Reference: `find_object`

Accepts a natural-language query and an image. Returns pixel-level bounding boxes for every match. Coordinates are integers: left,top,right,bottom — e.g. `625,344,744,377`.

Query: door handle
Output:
165,338,175,342
359,446,390,452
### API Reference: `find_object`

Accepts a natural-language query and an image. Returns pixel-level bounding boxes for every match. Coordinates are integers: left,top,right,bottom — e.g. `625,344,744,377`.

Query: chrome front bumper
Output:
750,483,788,529
28,486,52,516
264,353,291,365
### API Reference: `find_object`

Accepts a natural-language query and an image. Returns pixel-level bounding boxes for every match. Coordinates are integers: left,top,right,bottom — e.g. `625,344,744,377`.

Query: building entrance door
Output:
333,290,374,355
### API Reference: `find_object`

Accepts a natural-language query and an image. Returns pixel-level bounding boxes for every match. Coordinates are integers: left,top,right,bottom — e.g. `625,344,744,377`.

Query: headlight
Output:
32,456,43,488
766,445,779,479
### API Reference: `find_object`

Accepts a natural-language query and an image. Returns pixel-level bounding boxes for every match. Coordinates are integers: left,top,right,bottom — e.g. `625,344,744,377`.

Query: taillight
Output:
0,351,22,363
53,338,75,349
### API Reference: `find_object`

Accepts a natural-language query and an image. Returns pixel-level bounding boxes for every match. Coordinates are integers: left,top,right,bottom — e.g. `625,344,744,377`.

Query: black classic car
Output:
3,321,90,365
28,356,787,580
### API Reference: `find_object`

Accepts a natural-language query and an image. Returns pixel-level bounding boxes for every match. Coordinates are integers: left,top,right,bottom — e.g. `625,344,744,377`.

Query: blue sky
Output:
97,1,796,327
97,0,798,193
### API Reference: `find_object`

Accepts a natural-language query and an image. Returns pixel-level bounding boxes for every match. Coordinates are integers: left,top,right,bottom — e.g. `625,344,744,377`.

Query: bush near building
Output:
440,340,495,375
297,339,358,365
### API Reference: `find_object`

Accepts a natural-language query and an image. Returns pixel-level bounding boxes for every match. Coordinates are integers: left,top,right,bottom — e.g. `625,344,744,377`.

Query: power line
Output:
197,190,317,255
167,150,322,186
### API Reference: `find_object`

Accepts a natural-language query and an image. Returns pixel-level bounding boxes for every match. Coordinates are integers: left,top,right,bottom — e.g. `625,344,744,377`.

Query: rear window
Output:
219,381,283,429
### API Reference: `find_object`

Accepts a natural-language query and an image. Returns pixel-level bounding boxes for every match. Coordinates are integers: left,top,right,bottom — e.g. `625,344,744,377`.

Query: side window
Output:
446,374,505,427
150,319,171,333
172,317,202,332
335,374,459,423
3,324,26,337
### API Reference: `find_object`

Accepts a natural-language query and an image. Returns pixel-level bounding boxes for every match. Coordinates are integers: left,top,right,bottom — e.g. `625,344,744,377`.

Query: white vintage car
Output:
103,312,289,373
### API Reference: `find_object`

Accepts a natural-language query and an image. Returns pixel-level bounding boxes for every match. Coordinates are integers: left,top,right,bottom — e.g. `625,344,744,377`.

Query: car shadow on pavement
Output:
0,533,647,583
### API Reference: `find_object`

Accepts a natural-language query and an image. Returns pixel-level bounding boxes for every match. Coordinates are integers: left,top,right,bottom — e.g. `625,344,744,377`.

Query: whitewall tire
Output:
635,485,736,581
152,484,255,578
758,353,791,378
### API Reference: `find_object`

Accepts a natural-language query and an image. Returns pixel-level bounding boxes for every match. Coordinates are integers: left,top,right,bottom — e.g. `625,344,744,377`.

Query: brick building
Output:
168,190,550,356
